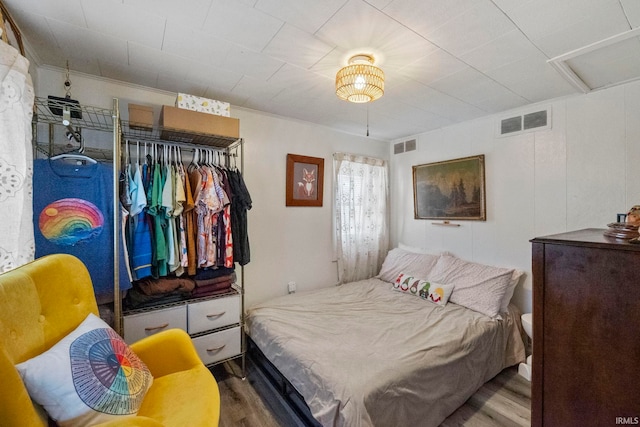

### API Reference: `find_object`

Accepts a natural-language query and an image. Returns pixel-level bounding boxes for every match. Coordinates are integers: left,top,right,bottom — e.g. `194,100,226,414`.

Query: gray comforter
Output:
246,278,525,427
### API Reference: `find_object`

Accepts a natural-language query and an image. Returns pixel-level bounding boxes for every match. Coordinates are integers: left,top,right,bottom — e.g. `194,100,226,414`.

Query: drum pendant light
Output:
335,54,384,103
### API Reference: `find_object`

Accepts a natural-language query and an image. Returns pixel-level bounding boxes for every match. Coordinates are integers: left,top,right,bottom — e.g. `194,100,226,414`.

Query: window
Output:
333,153,389,283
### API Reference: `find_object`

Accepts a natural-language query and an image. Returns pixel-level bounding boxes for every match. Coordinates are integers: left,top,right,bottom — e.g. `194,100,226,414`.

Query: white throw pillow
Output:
429,255,515,318
500,269,525,313
16,313,153,427
377,248,440,283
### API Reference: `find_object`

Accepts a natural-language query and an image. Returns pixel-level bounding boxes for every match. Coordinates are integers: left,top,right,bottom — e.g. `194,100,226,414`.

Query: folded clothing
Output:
136,276,196,296
195,272,236,288
124,287,190,310
191,279,234,297
193,266,235,281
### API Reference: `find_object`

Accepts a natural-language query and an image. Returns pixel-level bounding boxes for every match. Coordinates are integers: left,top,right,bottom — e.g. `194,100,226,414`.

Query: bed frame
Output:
246,335,321,427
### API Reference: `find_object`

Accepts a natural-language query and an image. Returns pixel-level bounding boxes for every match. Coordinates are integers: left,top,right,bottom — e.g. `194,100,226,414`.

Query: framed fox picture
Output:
286,154,324,207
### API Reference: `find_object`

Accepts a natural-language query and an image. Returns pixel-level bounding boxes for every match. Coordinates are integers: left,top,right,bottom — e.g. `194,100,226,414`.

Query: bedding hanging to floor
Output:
0,39,34,272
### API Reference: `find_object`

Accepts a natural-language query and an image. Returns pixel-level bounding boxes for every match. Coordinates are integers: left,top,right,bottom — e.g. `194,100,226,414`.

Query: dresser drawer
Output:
192,327,241,365
123,305,187,344
188,295,240,334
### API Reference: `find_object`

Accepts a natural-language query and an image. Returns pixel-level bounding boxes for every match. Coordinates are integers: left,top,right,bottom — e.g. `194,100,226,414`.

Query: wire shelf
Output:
121,120,240,149
33,96,115,132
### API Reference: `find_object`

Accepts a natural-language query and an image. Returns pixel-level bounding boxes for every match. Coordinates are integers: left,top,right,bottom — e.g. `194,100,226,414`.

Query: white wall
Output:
35,68,389,309
390,80,640,314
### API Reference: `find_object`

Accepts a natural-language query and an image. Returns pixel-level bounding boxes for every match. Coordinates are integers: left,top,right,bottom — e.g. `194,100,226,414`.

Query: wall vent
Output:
404,139,416,152
497,107,551,137
393,142,405,154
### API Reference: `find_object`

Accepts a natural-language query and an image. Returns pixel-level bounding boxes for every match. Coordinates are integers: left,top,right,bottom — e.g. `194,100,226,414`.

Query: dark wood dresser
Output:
531,229,640,426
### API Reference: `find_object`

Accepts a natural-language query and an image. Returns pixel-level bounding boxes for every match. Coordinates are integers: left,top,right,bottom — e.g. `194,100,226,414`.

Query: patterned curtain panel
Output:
0,41,34,272
333,152,389,284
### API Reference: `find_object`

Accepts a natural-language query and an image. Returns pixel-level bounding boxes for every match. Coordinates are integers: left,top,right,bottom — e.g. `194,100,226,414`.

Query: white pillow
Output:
377,248,440,283
500,269,525,313
16,313,153,427
429,255,515,318
398,242,432,254
392,272,454,306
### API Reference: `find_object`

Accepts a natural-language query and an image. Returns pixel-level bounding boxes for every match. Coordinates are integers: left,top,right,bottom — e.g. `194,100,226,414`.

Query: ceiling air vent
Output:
404,139,416,152
497,107,551,137
393,142,405,154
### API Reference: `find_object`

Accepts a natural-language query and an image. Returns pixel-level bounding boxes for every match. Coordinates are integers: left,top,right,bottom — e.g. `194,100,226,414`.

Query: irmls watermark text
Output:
616,417,640,425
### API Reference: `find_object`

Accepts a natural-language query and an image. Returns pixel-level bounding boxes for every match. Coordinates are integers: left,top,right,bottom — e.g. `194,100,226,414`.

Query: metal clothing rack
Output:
32,98,246,362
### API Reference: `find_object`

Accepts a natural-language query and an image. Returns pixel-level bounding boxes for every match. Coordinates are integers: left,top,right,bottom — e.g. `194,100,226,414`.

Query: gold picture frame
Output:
413,155,486,221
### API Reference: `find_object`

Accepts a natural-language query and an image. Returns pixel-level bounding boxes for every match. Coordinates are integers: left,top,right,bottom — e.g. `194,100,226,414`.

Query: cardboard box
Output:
160,105,239,144
128,103,154,131
176,93,230,117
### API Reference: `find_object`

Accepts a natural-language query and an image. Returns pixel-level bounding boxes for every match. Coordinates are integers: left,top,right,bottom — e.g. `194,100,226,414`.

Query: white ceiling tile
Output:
254,0,347,33
507,0,628,45
1,8,60,64
81,0,166,49
268,63,331,89
231,75,284,101
203,0,283,52
429,67,512,106
424,0,518,56
221,49,284,80
262,24,335,69
621,0,640,27
393,81,486,121
47,18,129,64
531,6,631,58
184,64,243,92
162,22,232,65
471,91,529,113
4,0,87,27
486,54,578,101
127,42,189,77
156,74,209,97
398,49,468,85
382,0,483,38
99,60,159,88
310,48,348,80
123,0,213,28
460,30,542,73
316,0,438,69
365,0,394,9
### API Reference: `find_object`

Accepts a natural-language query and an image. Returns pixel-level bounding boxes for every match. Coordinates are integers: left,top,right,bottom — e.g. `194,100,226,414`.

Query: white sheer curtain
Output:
0,41,34,272
333,152,389,284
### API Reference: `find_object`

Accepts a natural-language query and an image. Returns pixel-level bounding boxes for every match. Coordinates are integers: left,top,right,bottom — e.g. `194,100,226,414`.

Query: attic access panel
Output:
549,27,640,93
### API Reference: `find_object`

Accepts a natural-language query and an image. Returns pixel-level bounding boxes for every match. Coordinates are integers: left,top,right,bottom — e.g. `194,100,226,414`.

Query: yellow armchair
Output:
0,254,220,427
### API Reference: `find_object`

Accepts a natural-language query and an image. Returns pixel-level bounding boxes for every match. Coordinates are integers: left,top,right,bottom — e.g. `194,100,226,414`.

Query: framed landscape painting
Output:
412,155,486,221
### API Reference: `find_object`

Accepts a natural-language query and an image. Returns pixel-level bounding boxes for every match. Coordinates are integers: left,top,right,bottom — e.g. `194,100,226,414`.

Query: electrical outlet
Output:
288,281,296,294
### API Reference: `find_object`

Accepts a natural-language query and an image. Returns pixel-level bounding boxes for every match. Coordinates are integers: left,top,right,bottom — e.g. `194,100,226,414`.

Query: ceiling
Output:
4,0,640,141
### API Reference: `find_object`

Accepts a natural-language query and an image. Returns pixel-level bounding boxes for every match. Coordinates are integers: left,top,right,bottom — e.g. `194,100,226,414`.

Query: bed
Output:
245,248,527,427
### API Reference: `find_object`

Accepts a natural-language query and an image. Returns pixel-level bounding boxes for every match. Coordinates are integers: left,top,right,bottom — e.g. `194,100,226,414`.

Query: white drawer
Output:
192,327,241,365
123,305,187,344
187,295,240,334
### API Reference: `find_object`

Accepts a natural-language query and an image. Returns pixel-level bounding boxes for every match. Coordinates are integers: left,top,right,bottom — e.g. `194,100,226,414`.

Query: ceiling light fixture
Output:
335,54,384,103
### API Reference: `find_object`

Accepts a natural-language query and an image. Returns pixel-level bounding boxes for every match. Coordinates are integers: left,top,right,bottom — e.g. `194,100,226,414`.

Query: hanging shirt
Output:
33,159,131,302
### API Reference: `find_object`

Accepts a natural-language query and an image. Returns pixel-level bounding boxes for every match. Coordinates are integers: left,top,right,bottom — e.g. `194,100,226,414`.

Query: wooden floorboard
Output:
211,360,531,427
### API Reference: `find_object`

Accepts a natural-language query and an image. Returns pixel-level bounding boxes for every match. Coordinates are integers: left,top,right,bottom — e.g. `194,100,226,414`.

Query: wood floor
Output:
211,359,531,427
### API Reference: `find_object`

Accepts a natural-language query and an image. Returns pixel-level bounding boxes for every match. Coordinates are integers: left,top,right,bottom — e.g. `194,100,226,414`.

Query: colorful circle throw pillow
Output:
16,313,153,426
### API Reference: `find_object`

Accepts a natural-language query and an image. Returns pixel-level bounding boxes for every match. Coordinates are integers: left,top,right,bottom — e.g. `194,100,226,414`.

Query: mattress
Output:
246,277,525,427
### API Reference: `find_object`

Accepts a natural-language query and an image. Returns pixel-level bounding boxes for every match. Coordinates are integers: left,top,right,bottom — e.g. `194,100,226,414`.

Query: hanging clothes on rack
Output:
227,154,252,266
120,141,249,309
33,157,131,303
